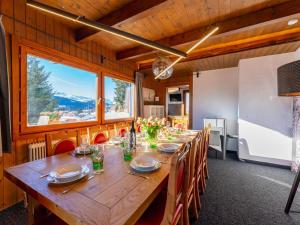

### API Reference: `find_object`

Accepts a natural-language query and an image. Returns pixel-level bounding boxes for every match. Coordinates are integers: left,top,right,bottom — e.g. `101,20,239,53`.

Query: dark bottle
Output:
129,121,136,150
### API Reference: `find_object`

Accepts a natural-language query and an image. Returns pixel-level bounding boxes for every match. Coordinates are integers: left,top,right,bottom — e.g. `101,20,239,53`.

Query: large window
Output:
26,54,98,126
104,76,134,120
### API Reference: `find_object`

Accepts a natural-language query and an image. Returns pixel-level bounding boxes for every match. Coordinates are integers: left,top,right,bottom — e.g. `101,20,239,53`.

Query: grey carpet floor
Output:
1,153,300,225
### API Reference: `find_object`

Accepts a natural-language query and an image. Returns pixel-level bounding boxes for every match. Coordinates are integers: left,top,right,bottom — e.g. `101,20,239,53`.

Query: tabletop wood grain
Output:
4,144,181,225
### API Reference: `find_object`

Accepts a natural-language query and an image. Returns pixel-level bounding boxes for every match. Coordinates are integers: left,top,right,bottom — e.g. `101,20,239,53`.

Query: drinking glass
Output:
120,136,133,161
91,144,104,174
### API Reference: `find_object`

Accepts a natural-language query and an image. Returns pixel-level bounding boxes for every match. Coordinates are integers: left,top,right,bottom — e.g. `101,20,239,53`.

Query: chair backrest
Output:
46,129,79,156
195,131,204,176
202,127,210,160
106,123,116,138
87,125,108,144
114,122,130,137
188,138,197,187
161,142,191,225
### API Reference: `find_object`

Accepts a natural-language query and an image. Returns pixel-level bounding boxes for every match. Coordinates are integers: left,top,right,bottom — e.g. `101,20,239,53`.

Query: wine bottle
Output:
129,121,136,150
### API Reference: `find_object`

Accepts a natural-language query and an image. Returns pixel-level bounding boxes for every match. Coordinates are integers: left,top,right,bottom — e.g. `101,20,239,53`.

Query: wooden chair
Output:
87,125,108,144
135,142,191,225
114,122,130,137
200,127,210,193
106,123,116,138
183,138,199,225
46,129,79,156
194,131,204,210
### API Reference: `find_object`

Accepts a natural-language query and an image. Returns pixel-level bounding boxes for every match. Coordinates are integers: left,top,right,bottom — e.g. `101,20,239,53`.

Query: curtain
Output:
0,15,12,153
135,72,144,118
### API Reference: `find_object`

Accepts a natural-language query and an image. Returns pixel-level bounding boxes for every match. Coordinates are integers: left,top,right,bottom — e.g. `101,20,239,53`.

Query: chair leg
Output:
191,194,199,220
204,162,209,179
179,213,184,225
195,179,201,210
183,199,190,225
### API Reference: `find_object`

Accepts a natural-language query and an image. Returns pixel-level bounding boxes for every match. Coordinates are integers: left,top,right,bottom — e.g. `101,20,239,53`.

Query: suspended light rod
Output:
26,0,187,59
155,27,219,79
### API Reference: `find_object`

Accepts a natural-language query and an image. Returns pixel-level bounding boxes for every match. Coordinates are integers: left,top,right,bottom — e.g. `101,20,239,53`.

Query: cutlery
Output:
62,175,95,194
127,171,149,180
40,173,50,178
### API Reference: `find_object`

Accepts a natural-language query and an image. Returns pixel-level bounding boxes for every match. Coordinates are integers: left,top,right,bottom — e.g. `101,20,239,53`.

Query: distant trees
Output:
112,79,129,112
27,56,57,124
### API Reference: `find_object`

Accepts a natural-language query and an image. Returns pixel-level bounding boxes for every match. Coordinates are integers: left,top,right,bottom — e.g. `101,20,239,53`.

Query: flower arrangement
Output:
136,117,166,148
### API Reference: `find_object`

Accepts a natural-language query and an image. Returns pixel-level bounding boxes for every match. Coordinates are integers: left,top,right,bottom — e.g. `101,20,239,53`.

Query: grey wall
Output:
193,67,239,135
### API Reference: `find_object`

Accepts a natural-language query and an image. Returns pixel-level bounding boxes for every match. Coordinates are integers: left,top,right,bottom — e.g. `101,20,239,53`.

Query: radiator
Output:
28,142,47,161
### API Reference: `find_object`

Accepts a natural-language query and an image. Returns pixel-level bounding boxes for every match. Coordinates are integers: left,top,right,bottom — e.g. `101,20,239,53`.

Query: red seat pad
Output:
93,132,107,144
54,140,76,155
135,190,167,225
119,128,127,137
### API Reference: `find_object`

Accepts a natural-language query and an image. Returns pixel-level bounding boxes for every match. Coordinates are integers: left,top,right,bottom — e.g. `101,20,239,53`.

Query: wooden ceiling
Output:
32,0,300,72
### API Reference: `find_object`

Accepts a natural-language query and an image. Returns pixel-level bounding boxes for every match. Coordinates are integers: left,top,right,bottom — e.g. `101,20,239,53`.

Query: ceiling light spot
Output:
288,19,299,26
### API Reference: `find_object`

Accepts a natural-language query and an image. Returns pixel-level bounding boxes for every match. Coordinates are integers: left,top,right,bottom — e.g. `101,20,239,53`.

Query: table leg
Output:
27,195,37,225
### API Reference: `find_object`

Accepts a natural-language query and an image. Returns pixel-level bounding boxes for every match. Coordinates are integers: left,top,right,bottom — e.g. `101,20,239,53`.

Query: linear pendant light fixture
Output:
26,0,187,58
155,27,219,79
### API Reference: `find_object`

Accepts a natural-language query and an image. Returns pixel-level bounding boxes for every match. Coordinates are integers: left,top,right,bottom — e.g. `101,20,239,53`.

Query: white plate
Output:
108,137,121,145
130,156,161,172
158,143,179,153
47,166,89,184
48,164,88,182
75,147,92,155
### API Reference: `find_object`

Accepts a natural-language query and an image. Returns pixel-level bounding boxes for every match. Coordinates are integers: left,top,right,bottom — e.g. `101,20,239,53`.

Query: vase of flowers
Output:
137,117,166,149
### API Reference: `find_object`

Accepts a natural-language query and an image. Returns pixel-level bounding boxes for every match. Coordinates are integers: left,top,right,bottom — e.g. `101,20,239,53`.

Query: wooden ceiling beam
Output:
75,0,167,43
117,0,300,61
137,27,300,70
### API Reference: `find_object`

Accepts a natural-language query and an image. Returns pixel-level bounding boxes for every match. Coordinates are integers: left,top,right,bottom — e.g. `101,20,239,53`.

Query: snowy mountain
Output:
53,92,113,111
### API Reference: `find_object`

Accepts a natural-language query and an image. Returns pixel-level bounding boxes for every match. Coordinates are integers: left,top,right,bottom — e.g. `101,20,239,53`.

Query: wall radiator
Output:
28,142,47,161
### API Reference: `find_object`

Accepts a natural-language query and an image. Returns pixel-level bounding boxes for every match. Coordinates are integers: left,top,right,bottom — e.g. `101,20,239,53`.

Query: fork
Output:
127,171,149,180
62,175,95,194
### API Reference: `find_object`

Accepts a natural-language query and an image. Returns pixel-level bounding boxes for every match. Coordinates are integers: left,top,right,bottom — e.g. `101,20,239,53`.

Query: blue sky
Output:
29,55,99,99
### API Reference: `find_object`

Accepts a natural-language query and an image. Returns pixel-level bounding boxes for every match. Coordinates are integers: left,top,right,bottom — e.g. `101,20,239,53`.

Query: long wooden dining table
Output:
4,139,193,225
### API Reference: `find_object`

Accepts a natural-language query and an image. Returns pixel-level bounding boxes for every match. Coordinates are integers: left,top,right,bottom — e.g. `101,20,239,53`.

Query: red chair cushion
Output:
135,191,167,225
118,128,127,137
54,139,76,155
93,132,107,144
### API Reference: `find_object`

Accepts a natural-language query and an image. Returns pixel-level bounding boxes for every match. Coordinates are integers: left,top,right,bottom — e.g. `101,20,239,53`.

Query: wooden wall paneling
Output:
25,6,36,42
0,0,14,34
62,27,70,55
13,0,26,38
36,12,46,46
54,20,63,52
3,151,17,209
45,15,55,49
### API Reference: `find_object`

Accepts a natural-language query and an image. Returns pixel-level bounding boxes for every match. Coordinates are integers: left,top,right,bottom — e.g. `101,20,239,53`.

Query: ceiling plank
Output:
138,27,300,70
75,0,167,43
117,0,300,61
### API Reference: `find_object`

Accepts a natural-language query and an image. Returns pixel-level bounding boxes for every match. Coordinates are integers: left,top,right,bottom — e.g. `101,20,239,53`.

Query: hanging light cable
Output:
155,27,219,79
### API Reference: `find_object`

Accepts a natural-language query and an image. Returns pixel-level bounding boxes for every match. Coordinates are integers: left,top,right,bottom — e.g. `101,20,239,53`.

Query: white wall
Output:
193,67,239,135
238,51,299,166
192,49,300,166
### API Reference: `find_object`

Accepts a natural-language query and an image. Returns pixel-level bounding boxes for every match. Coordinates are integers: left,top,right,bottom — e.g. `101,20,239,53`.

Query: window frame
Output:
102,73,135,124
20,46,102,134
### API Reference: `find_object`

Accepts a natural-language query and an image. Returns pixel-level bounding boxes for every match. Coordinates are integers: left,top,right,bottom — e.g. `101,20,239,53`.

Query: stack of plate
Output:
75,146,92,155
47,163,89,184
158,143,179,153
108,137,121,145
130,156,160,172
